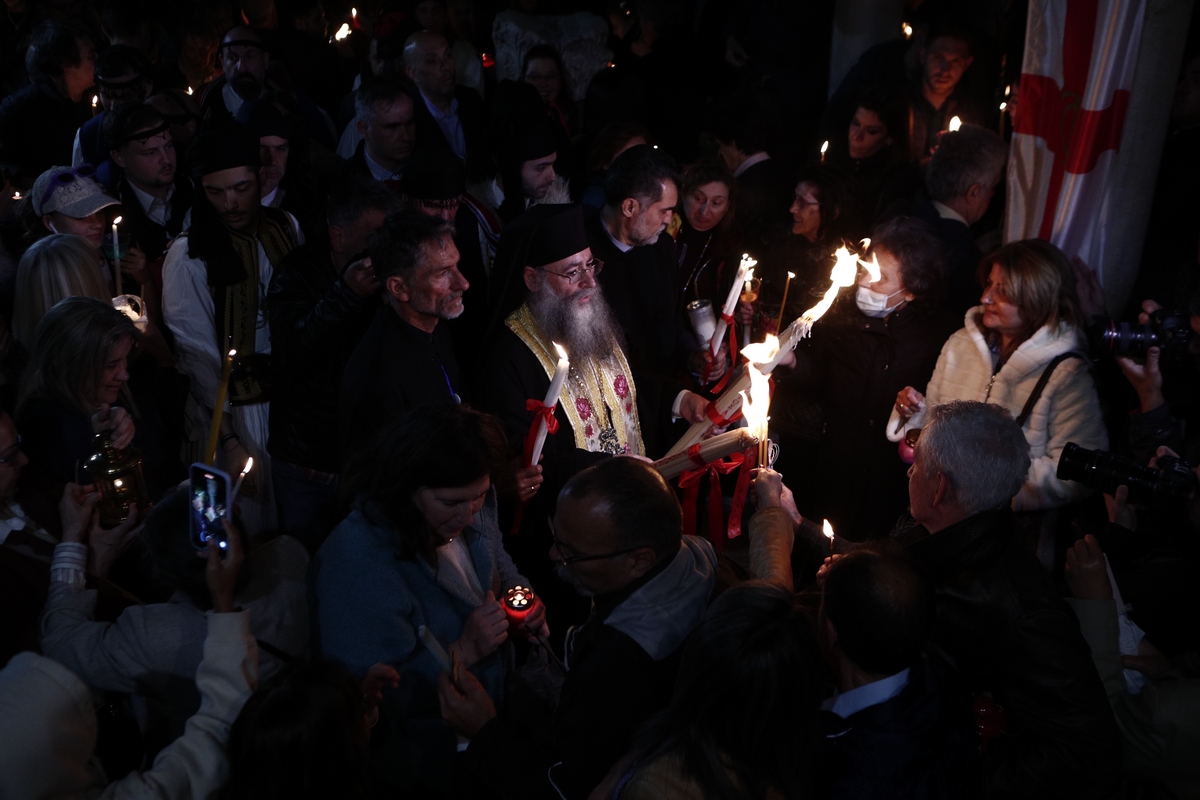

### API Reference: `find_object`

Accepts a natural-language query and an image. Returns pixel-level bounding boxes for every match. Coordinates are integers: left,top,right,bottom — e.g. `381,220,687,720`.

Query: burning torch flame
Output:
798,246,859,328
948,116,962,132
823,519,835,540
334,22,351,40
741,335,779,464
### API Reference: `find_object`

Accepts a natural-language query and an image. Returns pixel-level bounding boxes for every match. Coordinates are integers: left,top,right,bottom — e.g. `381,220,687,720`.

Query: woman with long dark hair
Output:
313,403,543,787
615,583,824,799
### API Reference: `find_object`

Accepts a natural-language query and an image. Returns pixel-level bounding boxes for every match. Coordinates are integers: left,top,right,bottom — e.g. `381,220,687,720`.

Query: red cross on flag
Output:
1004,0,1145,292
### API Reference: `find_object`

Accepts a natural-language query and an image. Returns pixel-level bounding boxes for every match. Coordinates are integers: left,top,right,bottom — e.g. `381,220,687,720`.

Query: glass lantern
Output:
88,432,151,527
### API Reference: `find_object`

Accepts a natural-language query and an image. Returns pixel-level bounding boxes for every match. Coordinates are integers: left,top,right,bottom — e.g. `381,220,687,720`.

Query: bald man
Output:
403,30,487,180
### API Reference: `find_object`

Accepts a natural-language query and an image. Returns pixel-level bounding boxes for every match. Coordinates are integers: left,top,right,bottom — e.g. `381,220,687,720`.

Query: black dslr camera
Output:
1057,442,1197,506
1089,310,1192,359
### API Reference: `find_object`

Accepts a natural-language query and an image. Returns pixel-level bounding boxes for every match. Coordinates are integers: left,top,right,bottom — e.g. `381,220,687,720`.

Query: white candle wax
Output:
710,254,755,356
529,342,570,467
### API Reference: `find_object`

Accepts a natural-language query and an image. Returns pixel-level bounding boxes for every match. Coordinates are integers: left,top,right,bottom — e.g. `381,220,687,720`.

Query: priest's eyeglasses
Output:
549,517,640,564
540,258,603,285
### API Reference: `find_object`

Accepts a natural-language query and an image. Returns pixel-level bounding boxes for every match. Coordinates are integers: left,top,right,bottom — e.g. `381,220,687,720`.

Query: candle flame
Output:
999,101,1007,111
741,335,778,460
552,341,568,361
787,271,795,279
228,348,237,358
12,192,19,200
241,457,254,476
334,22,351,40
186,86,194,95
858,252,882,283
744,267,754,283
351,6,357,15
902,22,913,38
114,479,123,488
823,519,835,539
112,215,122,225
799,245,860,327
1004,84,1011,97
820,140,829,155
948,116,962,132
92,95,98,106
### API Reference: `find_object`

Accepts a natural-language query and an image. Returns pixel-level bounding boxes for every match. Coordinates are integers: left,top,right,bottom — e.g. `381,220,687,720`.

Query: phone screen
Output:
189,463,231,551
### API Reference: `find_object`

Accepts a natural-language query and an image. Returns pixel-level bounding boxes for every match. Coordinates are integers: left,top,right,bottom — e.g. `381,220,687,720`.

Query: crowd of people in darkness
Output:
0,0,1198,798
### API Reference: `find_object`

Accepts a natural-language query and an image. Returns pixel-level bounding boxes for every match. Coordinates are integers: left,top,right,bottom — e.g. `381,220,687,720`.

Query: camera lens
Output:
1057,442,1194,505
1100,320,1161,358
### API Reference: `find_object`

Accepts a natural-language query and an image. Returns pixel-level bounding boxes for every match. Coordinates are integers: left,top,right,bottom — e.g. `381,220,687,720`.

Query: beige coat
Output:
887,307,1108,511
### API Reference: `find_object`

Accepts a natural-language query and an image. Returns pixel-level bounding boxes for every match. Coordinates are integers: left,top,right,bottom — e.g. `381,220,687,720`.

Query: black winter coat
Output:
266,243,378,472
779,297,961,541
901,509,1122,799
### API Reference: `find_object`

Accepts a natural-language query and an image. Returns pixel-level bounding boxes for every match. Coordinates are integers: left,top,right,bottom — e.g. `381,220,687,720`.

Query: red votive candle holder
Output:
503,585,542,633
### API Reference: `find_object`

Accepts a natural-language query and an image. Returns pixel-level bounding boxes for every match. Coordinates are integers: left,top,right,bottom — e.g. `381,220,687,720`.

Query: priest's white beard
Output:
529,283,626,364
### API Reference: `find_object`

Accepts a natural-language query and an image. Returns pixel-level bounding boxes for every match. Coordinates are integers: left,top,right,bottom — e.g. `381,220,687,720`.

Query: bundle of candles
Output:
667,243,880,459
652,429,758,480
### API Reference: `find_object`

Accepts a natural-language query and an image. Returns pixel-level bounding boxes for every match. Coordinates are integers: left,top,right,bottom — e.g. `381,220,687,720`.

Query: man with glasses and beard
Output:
338,212,469,461
480,204,708,628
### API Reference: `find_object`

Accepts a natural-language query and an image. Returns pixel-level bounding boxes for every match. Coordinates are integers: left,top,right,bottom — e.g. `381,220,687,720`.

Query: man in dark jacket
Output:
899,400,1122,798
338,211,468,461
587,145,702,455
913,124,1006,315
0,21,95,184
345,77,416,186
403,30,487,181
439,458,718,800
819,547,976,799
267,176,398,547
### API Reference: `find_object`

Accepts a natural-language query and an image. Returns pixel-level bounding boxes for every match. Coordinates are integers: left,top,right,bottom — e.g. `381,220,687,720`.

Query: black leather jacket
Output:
901,509,1122,799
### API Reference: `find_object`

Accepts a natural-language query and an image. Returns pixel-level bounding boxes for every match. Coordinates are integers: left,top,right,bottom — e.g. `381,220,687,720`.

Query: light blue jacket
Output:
313,490,526,726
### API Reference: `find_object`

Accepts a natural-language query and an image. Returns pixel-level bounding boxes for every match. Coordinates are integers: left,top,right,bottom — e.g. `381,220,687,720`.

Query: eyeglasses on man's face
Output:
548,516,640,565
539,258,603,285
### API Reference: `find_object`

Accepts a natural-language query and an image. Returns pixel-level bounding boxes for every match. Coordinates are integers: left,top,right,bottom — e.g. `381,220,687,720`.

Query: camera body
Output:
1090,310,1192,359
1056,442,1197,506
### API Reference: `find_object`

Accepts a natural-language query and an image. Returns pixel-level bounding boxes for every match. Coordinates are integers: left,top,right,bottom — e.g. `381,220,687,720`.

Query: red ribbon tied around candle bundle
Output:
678,444,754,547
510,399,561,536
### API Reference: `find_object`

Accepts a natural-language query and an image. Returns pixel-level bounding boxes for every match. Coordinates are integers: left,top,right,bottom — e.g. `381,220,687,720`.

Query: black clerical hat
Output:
506,203,588,267
188,122,261,179
235,98,295,142
503,119,557,166
400,147,466,201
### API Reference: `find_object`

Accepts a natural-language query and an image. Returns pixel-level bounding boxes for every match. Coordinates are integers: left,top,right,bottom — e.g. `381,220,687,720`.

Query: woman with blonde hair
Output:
16,297,174,520
889,239,1107,513
11,234,108,348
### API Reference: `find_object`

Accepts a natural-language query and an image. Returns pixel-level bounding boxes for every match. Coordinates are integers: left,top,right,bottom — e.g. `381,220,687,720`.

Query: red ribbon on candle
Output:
679,447,747,548
705,402,743,428
510,400,562,537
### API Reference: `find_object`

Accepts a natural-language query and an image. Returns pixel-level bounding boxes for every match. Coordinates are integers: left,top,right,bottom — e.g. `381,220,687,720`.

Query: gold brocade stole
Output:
506,303,644,456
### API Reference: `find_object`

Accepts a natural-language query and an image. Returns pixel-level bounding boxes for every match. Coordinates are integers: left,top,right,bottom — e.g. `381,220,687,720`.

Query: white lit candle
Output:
230,457,253,503
529,342,569,467
111,216,123,295
711,254,755,358
820,140,829,161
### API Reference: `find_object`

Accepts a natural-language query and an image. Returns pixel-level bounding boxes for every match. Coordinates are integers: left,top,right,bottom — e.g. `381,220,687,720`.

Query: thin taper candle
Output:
775,271,794,331
204,349,237,465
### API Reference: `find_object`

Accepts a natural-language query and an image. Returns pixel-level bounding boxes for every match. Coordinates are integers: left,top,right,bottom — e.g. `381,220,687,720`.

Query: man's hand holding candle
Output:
677,390,710,424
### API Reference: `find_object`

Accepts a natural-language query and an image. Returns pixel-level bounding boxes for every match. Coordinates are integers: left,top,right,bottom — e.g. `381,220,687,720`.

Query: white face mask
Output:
856,285,905,318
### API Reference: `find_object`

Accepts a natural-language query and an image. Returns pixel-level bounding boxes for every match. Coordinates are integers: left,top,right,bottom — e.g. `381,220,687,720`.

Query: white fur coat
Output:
887,307,1108,511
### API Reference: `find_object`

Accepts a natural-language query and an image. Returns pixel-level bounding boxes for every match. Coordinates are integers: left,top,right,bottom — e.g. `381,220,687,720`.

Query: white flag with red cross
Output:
1004,0,1145,294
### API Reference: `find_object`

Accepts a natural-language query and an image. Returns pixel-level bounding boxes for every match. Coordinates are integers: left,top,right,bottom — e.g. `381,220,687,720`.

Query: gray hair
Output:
918,400,1030,515
926,124,1007,204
